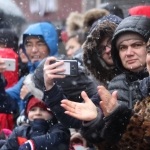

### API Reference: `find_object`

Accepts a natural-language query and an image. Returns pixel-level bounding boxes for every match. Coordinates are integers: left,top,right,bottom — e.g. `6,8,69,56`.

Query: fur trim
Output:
117,96,150,149
95,142,118,150
66,12,84,37
83,8,109,33
82,20,119,86
23,74,43,100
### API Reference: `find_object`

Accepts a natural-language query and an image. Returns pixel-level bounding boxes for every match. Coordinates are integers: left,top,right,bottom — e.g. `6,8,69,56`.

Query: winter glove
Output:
18,140,35,150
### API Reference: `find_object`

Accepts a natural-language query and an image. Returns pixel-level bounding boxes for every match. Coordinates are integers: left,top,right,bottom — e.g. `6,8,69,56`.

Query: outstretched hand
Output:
61,91,97,121
98,86,118,117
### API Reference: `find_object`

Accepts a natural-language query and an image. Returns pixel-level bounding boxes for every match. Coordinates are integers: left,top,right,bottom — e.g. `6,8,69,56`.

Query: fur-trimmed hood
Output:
82,15,122,86
83,8,109,33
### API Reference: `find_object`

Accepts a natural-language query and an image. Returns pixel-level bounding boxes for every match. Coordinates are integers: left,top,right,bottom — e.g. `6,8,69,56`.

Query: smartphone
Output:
52,60,78,76
1,58,16,71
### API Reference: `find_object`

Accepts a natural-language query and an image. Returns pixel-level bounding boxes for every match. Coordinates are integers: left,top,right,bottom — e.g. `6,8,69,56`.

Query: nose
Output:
126,46,134,55
105,46,111,53
31,45,38,52
35,109,41,115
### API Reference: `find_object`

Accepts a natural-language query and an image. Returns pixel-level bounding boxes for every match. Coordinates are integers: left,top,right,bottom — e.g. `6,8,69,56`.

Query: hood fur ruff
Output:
83,20,119,86
23,74,43,100
83,8,109,33
66,12,84,37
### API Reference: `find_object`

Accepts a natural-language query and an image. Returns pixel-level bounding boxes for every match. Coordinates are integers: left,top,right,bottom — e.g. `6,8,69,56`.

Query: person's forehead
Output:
119,39,144,45
26,37,44,43
116,32,145,47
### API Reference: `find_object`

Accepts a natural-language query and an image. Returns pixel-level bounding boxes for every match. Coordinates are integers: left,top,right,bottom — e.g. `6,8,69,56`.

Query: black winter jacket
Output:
81,16,150,147
1,119,70,150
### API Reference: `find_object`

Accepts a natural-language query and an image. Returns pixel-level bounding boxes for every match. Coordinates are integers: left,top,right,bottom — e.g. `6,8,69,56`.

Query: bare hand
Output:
0,58,6,73
61,91,97,121
20,85,29,100
43,57,66,90
98,86,118,117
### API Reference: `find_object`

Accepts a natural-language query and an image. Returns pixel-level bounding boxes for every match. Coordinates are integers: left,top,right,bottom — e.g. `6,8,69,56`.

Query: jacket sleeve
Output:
0,128,19,150
43,83,82,129
80,107,105,144
31,124,70,150
100,103,133,144
0,74,19,114
6,76,25,111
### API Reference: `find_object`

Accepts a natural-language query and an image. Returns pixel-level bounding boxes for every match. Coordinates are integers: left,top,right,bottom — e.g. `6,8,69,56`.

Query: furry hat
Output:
66,12,84,37
83,8,109,33
26,97,51,116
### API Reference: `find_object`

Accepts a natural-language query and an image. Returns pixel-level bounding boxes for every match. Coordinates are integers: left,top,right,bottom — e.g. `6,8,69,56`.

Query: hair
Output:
67,29,85,45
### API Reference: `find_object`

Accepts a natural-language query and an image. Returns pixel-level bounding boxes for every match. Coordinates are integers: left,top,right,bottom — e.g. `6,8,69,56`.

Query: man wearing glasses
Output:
6,22,58,111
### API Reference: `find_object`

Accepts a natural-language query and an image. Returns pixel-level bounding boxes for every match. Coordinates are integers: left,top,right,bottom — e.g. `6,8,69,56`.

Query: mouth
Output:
31,55,40,62
127,59,136,64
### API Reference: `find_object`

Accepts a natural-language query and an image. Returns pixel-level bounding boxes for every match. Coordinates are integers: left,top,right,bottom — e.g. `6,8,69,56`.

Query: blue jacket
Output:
6,22,58,111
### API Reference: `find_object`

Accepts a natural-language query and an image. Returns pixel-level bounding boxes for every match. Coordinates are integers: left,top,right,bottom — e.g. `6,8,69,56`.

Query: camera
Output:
52,60,78,76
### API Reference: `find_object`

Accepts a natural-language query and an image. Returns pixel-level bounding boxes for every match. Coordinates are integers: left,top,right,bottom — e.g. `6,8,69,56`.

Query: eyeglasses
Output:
118,42,146,52
97,42,111,56
25,42,47,51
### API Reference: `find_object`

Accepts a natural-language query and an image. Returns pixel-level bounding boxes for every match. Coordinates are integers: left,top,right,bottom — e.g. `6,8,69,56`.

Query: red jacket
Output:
0,48,19,89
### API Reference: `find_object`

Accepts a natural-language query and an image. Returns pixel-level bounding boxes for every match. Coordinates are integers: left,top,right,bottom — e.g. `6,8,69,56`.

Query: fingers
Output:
112,90,118,107
44,57,66,78
81,91,91,103
61,100,76,112
0,59,6,73
61,100,82,119
44,57,57,66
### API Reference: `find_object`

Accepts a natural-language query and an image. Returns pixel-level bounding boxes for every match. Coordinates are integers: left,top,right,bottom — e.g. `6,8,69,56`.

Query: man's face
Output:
25,37,49,63
99,37,114,66
65,37,81,58
118,39,146,72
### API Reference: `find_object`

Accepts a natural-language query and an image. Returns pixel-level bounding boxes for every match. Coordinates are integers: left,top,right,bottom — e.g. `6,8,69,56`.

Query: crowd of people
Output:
0,2,149,150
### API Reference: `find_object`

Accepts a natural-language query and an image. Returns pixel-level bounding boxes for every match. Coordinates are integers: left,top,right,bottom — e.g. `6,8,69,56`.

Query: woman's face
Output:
65,37,81,58
146,39,150,74
118,39,146,72
99,37,114,66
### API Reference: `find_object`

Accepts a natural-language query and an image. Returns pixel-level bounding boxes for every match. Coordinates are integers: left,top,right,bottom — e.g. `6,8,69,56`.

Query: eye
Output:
118,45,127,51
69,46,74,49
26,43,32,47
37,42,45,47
30,107,36,111
133,43,143,48
146,45,150,50
147,46,150,54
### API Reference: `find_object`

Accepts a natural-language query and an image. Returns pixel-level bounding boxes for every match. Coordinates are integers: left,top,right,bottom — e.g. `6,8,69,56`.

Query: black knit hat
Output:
111,15,150,72
0,28,18,53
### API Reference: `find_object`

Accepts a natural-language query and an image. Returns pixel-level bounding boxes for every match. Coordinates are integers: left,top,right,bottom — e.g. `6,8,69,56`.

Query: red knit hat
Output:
26,97,51,116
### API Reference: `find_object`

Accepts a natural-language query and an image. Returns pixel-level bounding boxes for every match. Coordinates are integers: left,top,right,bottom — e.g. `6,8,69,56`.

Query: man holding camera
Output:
5,22,58,112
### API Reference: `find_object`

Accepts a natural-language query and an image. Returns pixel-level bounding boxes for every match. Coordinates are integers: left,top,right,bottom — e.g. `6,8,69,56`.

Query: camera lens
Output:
71,65,75,70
